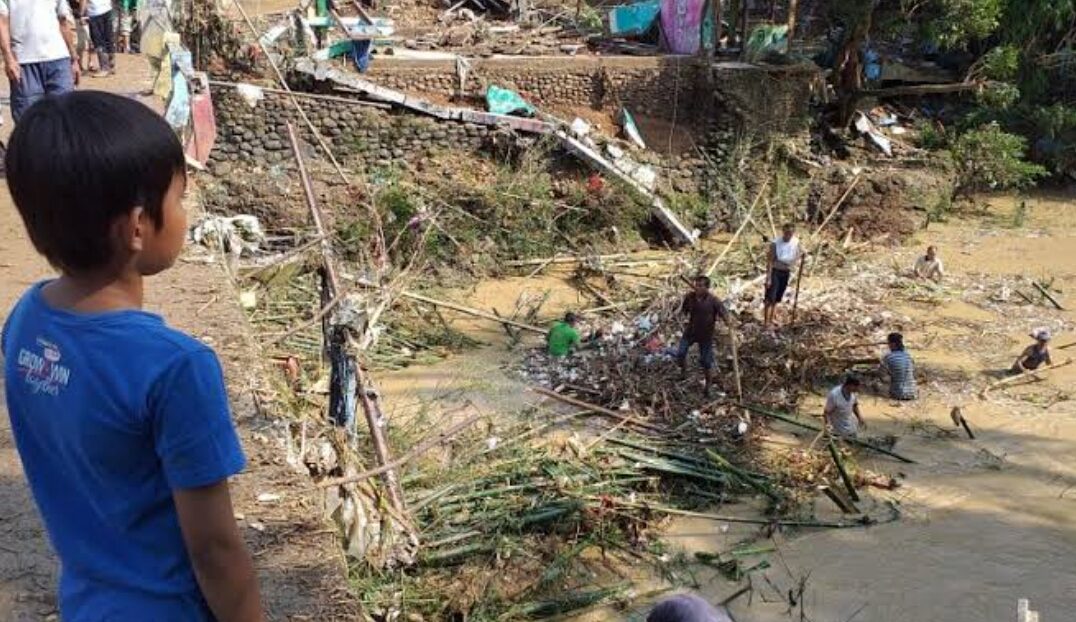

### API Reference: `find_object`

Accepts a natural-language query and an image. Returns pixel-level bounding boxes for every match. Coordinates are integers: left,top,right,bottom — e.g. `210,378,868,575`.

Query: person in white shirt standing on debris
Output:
0,0,79,123
80,0,113,77
763,223,802,329
824,375,865,438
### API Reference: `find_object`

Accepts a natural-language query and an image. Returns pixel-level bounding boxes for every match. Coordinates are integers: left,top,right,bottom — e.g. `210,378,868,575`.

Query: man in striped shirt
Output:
881,332,917,400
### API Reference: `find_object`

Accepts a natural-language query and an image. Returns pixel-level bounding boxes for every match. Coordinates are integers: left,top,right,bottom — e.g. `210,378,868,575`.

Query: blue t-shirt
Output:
1,282,246,622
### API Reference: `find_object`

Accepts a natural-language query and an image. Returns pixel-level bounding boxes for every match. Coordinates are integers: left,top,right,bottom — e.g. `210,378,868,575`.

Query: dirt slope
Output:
0,56,355,620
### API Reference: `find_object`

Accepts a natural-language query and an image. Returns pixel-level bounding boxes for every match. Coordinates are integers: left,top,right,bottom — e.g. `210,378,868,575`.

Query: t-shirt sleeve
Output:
55,0,71,18
569,327,580,345
715,298,728,320
681,295,690,314
150,349,246,490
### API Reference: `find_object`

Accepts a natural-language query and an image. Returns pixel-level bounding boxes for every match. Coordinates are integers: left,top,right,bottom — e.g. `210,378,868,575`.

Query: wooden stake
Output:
531,386,667,433
789,250,807,327
827,438,860,502
819,484,858,514
1032,281,1065,310
1058,340,1076,350
785,0,798,50
285,123,407,516
980,359,1074,397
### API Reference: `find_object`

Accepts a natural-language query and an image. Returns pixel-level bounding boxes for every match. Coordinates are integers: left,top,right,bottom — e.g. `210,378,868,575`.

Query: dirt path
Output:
0,56,355,621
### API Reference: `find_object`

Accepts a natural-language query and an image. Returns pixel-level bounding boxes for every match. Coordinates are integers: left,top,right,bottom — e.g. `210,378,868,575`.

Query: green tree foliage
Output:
950,124,1048,197
924,0,1004,48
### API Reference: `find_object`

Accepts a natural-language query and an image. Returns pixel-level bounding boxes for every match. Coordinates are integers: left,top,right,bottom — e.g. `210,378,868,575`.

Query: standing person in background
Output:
67,0,95,72
763,223,802,329
80,0,113,77
117,0,138,53
0,0,79,123
881,332,917,400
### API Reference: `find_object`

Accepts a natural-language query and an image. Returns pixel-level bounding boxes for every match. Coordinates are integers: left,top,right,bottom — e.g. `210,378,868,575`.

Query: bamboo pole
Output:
827,438,860,502
1032,281,1065,310
234,0,351,184
243,234,329,278
785,0,798,49
531,386,667,433
980,359,1074,397
789,250,807,327
349,275,546,334
706,180,768,277
819,484,858,514
266,295,343,346
315,414,482,489
735,401,916,463
589,496,889,528
285,123,406,515
207,80,390,109
1058,340,1076,350
811,175,861,240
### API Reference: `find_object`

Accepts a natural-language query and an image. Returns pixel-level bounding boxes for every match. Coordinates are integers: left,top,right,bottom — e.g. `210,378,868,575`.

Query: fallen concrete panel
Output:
292,59,694,244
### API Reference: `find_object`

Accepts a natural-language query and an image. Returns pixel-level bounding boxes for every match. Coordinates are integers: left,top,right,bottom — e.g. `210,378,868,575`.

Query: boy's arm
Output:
175,482,264,622
853,401,865,426
765,243,775,286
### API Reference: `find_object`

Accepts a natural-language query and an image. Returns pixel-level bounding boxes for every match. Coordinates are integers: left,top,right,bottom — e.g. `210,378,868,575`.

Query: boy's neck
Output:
43,270,144,313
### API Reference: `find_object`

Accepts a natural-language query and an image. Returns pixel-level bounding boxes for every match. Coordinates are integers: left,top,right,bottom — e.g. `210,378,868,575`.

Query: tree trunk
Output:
786,0,798,50
738,0,749,59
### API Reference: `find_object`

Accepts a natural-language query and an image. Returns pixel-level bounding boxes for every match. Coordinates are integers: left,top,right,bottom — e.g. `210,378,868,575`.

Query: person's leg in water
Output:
675,337,692,380
700,340,715,396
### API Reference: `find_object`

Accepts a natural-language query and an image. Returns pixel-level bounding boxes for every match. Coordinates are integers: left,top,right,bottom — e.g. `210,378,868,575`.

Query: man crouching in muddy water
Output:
676,275,734,396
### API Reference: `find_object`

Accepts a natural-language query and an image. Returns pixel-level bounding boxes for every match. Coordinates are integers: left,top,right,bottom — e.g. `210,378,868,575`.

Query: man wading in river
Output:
676,276,733,396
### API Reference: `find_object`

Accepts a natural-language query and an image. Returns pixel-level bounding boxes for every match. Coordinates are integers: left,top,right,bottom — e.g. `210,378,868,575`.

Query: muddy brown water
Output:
381,193,1076,621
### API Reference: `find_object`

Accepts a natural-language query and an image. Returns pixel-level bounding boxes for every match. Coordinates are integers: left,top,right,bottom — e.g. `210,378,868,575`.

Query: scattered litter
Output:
485,85,536,117
190,215,266,257
619,108,647,149
855,112,893,157
257,493,283,503
235,83,264,108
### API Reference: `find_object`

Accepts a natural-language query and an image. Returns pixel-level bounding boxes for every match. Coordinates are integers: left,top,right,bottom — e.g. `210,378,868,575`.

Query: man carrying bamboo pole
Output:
676,276,733,397
763,223,802,329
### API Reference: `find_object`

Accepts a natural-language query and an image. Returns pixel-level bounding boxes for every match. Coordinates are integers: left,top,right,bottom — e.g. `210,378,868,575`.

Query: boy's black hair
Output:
5,91,186,273
844,373,862,387
887,332,904,349
694,275,710,288
564,312,578,324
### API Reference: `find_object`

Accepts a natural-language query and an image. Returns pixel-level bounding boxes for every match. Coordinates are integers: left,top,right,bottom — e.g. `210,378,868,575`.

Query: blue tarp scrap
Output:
608,0,661,36
485,85,536,117
164,70,191,130
350,40,372,72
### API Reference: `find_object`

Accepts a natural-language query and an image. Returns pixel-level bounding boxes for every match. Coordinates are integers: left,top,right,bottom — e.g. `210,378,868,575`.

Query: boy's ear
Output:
118,206,146,253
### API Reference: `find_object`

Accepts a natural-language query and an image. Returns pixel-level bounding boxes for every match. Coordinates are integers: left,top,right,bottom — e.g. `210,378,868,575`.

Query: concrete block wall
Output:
209,89,491,172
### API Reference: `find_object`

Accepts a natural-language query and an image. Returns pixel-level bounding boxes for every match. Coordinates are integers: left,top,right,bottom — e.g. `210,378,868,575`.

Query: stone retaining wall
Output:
364,56,710,122
209,90,492,173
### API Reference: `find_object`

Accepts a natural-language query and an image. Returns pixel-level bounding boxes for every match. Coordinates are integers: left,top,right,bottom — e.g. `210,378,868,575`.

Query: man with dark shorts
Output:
763,223,802,329
0,0,79,123
676,275,732,396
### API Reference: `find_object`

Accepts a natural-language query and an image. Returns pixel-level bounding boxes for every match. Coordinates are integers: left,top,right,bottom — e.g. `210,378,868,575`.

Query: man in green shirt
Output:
547,312,581,357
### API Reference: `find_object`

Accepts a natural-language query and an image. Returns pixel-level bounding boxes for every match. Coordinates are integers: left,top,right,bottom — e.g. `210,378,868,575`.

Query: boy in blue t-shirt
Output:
1,92,264,621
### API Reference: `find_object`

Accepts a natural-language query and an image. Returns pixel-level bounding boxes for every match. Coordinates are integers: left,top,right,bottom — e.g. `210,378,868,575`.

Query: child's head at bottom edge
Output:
5,90,188,279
